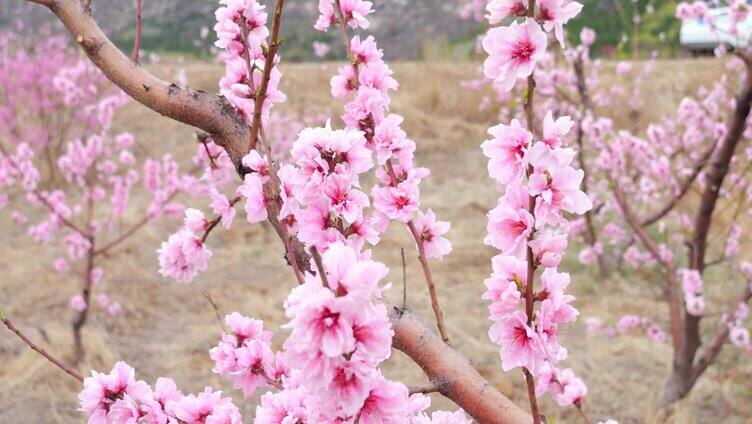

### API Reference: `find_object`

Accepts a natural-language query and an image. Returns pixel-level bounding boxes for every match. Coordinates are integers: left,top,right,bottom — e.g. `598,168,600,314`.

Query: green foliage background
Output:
567,0,683,57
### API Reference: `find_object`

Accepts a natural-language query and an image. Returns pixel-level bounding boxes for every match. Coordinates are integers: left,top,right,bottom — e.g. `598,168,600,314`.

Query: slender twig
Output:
132,0,142,63
572,51,606,276
2,313,83,383
202,291,228,335
331,2,450,343
690,280,752,382
198,132,219,169
401,248,407,310
641,142,717,227
282,227,305,284
247,0,286,152
310,247,329,288
200,196,242,244
408,379,446,395
522,367,541,424
611,180,683,352
574,401,592,424
259,369,284,390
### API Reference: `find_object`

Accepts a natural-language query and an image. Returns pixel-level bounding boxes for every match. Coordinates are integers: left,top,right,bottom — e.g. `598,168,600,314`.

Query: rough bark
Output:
391,308,532,424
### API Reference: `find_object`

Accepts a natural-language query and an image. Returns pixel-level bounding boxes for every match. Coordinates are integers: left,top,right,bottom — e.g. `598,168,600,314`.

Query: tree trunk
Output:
660,54,752,408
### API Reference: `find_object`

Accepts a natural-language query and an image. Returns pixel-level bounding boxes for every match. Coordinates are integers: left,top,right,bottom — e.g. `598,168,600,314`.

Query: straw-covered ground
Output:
1,58,750,423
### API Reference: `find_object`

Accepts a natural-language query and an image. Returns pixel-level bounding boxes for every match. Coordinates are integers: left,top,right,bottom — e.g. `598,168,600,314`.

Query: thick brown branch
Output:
661,59,752,407
390,308,532,424
690,61,752,272
30,0,251,168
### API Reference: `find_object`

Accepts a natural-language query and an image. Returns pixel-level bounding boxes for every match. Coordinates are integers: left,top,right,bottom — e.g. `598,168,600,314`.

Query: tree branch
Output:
611,182,683,352
332,1,450,344
572,51,606,276
132,0,142,63
690,59,752,272
641,142,716,227
691,281,752,383
408,379,447,395
247,0,285,152
390,307,532,424
29,0,251,169
2,313,83,383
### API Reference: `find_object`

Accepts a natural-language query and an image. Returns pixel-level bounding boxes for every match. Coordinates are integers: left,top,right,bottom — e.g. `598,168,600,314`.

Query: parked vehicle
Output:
680,4,752,53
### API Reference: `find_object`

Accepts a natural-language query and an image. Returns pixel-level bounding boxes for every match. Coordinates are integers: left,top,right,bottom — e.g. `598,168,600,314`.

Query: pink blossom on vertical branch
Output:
482,18,548,92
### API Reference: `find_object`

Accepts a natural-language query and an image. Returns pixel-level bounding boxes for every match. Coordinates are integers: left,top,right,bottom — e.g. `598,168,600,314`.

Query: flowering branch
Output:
572,51,606,276
661,49,752,407
330,0,451,344
521,1,542,421
640,142,716,227
247,0,285,152
610,181,683,351
200,196,242,244
691,281,752,382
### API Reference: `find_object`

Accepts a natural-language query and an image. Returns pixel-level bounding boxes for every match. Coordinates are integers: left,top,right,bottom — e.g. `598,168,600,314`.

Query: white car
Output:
680,5,752,52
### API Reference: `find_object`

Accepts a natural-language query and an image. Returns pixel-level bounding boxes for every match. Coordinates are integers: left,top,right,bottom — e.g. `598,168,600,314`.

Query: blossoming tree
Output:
509,0,752,409
0,37,207,364
2,0,620,422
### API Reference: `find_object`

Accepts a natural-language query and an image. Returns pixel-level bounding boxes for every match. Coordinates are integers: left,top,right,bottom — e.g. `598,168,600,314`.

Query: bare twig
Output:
406,219,449,344
574,401,592,424
202,291,228,334
2,313,83,383
401,248,407,310
132,0,142,63
408,379,446,395
310,247,329,288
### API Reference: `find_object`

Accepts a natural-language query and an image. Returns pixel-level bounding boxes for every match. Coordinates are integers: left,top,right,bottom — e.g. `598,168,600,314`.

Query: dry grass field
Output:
1,58,750,424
